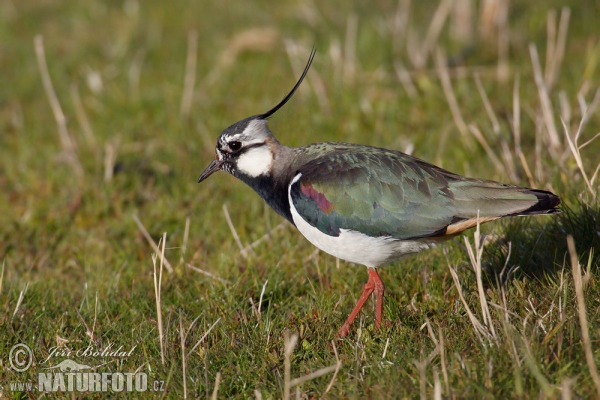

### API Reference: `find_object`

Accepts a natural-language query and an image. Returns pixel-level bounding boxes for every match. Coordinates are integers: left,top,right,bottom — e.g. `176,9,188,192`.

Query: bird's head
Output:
197,48,315,183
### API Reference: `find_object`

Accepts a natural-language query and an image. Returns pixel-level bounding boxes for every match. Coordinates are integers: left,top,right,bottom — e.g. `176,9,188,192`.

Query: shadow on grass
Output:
483,200,599,284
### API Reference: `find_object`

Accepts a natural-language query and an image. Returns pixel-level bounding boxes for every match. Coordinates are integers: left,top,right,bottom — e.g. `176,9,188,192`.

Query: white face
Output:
217,119,274,178
236,145,273,177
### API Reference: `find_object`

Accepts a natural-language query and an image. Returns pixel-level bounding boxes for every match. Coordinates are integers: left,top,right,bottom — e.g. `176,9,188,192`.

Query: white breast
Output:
288,174,440,268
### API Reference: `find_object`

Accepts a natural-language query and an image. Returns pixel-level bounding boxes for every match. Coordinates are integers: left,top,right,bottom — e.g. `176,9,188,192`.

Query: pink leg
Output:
373,269,385,331
338,268,385,338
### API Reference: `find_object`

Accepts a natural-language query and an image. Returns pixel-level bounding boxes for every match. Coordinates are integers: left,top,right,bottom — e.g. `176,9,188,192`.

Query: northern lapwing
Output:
198,49,560,338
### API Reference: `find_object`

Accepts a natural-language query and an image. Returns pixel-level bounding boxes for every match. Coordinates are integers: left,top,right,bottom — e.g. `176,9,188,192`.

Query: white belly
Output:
288,174,440,268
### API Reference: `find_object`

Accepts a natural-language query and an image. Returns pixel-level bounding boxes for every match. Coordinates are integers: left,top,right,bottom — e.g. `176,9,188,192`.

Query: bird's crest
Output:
256,47,316,120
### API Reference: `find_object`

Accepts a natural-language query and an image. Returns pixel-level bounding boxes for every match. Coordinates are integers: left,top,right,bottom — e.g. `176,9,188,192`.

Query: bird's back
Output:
286,142,560,240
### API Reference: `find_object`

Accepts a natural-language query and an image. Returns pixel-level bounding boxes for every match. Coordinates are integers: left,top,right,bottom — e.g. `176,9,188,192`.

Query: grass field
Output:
2,0,600,398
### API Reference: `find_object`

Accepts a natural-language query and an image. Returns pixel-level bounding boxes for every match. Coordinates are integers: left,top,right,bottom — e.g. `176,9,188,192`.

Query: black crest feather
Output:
257,47,316,120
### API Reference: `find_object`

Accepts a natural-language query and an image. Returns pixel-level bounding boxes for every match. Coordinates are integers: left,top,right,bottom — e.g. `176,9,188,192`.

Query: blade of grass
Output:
223,204,250,259
181,216,191,264
211,372,221,400
529,43,561,155
34,35,83,179
435,48,470,142
180,30,198,118
153,234,166,366
568,235,600,395
180,313,187,399
186,263,230,285
134,215,173,272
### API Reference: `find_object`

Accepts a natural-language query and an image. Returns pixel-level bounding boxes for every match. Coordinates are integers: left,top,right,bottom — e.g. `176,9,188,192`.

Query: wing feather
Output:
288,144,557,240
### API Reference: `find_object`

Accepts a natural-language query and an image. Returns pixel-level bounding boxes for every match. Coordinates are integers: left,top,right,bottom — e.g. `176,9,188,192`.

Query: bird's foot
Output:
338,324,351,338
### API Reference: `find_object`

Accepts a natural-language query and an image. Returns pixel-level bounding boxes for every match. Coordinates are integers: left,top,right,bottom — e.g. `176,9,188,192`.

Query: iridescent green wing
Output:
289,144,548,239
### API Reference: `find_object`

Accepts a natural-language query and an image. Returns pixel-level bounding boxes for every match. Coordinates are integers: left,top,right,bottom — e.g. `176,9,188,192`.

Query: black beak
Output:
197,159,223,183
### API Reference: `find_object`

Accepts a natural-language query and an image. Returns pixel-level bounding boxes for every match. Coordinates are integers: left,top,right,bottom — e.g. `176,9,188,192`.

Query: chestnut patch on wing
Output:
300,182,335,213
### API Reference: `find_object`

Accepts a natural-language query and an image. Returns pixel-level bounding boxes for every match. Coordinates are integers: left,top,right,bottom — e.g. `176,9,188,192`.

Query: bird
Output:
197,49,560,338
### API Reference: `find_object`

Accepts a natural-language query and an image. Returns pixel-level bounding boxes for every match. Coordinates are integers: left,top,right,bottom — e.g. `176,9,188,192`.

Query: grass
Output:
1,0,600,398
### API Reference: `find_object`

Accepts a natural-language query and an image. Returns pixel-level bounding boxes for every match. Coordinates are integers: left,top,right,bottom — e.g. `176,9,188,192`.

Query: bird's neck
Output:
237,174,293,223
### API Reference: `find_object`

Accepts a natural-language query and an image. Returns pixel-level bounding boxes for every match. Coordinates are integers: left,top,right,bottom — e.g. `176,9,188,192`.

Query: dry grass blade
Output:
222,204,250,259
153,234,167,366
243,221,287,253
474,72,518,181
211,372,221,400
590,163,600,189
180,313,187,399
545,10,557,86
433,366,442,400
413,347,441,400
435,48,470,142
520,335,553,396
281,335,342,397
186,263,230,285
392,0,411,52
468,124,505,175
12,282,29,318
180,30,198,118
559,90,572,128
394,61,418,98
511,74,535,186
187,317,221,357
578,131,600,151
381,337,391,359
416,353,427,400
70,83,96,147
133,215,173,272
319,340,342,400
439,330,450,395
283,332,298,400
181,216,191,264
422,317,439,346
447,264,487,346
412,0,452,69
289,364,340,388
529,44,562,155
512,74,521,151
567,235,600,395
561,377,575,400
92,293,99,345
34,35,83,179
474,73,501,134
464,216,497,341
561,119,596,199
545,8,570,91
343,14,358,83
469,73,519,182
75,308,101,348
257,279,268,320
103,137,119,183
202,27,278,88
495,0,510,82
450,0,473,43
128,49,145,101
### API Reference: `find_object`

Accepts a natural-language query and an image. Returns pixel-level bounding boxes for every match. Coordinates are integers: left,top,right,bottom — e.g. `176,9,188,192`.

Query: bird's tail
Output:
507,189,561,216
449,180,561,219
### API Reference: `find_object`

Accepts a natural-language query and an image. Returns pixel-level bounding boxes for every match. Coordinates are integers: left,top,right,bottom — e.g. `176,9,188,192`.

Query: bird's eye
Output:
229,141,242,152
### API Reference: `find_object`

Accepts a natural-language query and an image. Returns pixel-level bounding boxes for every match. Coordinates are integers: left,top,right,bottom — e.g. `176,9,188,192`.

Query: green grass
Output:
2,0,600,398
